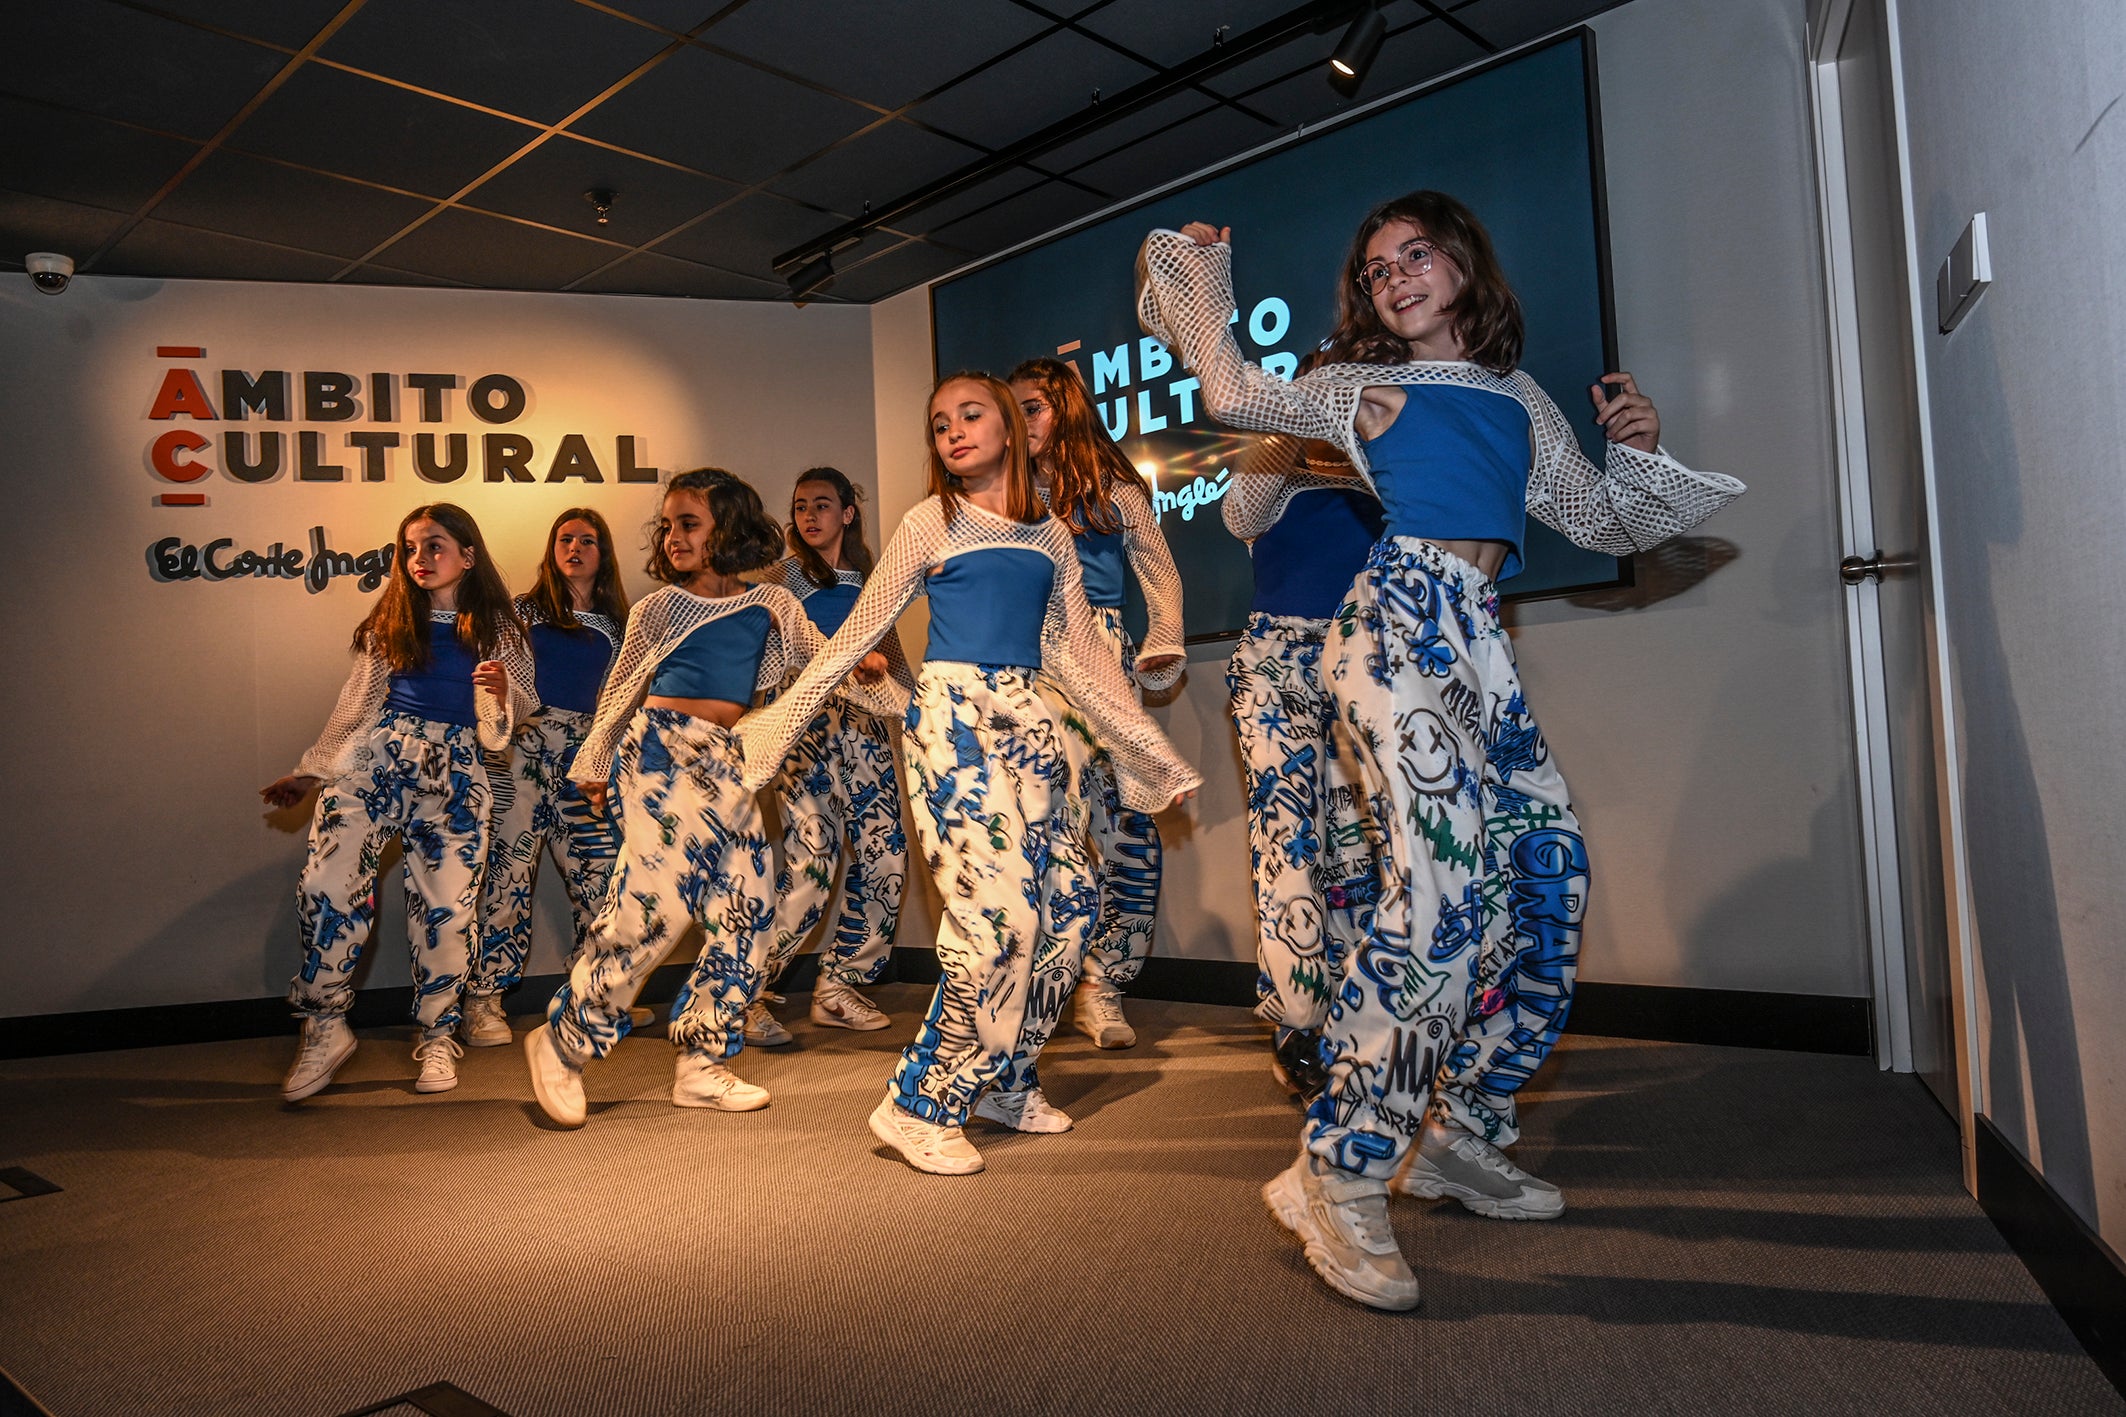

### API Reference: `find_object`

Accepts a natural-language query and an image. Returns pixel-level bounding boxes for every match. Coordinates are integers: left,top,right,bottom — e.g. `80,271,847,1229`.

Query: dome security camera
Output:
27,252,73,295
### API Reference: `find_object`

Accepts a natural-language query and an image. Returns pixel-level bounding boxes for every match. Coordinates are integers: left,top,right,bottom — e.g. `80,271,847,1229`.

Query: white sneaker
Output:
743,995,794,1047
1264,1150,1421,1311
282,1016,356,1102
868,1095,983,1175
811,980,890,1031
972,1086,1073,1133
412,1032,462,1093
1398,1119,1565,1220
1073,985,1137,1049
524,1024,586,1127
461,995,512,1048
672,1053,770,1111
627,1005,657,1030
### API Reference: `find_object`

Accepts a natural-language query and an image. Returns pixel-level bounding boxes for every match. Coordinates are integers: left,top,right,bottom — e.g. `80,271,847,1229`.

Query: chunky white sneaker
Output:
412,1032,463,1093
811,980,890,1031
972,1086,1073,1133
1073,985,1137,1049
523,1024,586,1128
460,994,512,1048
1399,1119,1565,1220
672,1054,770,1111
743,995,794,1047
1264,1151,1421,1311
282,1016,357,1102
868,1095,983,1175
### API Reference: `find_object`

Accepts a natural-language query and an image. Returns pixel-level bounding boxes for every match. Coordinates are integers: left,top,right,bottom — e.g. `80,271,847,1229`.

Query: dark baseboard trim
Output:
0,1364,56,1417
2,957,1870,1059
1975,1115,2126,1398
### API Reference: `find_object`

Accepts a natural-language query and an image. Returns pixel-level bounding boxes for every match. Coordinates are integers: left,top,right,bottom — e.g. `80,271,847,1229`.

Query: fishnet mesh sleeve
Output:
294,649,391,780
762,587,908,724
738,503,940,792
1039,520,1204,812
477,624,539,753
573,591,676,786
1113,477,1186,691
1511,373,1747,553
1224,434,1373,544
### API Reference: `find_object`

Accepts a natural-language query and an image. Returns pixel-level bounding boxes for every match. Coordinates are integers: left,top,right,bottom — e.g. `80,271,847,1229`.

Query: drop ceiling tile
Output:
97,219,347,282
886,165,1046,237
0,193,131,268
1222,18,1491,125
928,178,1108,257
653,192,897,281
368,206,622,289
908,28,1159,149
1073,0,1303,69
768,121,984,219
1064,104,1281,202
570,44,874,184
320,0,679,125
156,150,439,259
702,0,1052,110
1035,91,1213,174
462,136,739,246
339,264,473,287
594,1,728,33
823,239,968,303
0,0,287,140
1449,0,1627,50
228,63,540,198
0,98,201,213
145,0,353,48
568,251,787,299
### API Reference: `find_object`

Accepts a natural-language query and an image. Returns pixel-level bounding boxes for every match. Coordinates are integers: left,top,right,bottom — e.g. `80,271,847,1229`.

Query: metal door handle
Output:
1840,550,1919,585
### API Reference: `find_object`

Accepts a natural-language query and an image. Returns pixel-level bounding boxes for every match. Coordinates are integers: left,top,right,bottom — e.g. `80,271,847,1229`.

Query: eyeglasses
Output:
1355,240,1437,298
1019,399,1051,419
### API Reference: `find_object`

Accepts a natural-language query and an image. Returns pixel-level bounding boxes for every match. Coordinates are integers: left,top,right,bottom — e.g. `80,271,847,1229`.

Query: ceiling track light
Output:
585,188,617,226
786,252,836,304
1328,3,1387,92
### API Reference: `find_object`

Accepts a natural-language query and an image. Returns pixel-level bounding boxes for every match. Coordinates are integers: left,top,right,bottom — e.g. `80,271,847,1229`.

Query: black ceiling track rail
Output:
770,0,1366,278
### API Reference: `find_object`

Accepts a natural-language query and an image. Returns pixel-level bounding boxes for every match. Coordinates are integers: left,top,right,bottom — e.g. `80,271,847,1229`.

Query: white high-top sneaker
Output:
282,1016,357,1103
460,994,512,1048
743,995,794,1047
672,1054,770,1111
1073,984,1136,1049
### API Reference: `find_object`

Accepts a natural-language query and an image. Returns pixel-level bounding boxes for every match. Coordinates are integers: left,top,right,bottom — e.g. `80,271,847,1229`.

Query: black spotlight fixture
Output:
786,252,836,303
1328,2,1387,93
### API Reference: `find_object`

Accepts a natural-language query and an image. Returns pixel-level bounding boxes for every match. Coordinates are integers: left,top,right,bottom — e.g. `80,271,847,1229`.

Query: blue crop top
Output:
1074,527,1127,609
530,620,615,714
924,548,1053,669
384,617,480,727
647,604,771,703
799,581,861,637
1251,487,1388,620
1360,383,1534,581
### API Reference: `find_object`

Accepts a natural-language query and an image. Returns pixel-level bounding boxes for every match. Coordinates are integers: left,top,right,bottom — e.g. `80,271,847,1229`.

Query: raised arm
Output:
737,507,936,791
1513,373,1747,554
1040,530,1203,812
1112,477,1186,692
570,595,669,787
293,648,392,780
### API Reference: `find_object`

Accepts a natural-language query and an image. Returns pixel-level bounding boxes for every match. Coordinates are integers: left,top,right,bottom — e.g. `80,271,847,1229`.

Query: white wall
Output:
872,0,1871,997
1892,0,2126,1245
0,276,876,1017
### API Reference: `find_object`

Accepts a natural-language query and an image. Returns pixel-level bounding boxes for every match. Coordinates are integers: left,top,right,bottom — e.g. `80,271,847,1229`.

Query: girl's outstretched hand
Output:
853,650,889,684
1171,788,1198,810
260,774,320,810
1138,653,1184,678
1179,222,1230,247
1590,372,1661,453
472,659,508,702
577,780,609,814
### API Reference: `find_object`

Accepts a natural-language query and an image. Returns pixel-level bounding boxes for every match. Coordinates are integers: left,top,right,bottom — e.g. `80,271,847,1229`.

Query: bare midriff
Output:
1420,538,1510,581
643,695,746,728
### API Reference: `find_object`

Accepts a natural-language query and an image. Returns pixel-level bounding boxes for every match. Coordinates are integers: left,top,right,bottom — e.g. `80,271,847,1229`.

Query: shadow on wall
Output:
1937,297,2094,1212
1672,792,1868,1000
1567,536,1740,613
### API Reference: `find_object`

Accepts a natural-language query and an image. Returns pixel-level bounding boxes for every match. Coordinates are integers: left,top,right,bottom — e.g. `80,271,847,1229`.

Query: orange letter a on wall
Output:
149,369,219,420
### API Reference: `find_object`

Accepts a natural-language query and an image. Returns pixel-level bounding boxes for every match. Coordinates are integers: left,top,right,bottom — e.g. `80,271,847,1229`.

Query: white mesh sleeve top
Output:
294,609,538,780
1222,433,1375,546
738,496,1204,812
758,556,917,693
572,583,908,786
1113,477,1187,690
1138,228,1746,554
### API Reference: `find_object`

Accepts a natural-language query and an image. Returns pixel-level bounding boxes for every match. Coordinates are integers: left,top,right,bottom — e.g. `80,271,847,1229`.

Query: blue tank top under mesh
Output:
798,580,861,637
924,547,1052,669
1251,487,1388,619
1360,382,1533,581
530,621,614,714
384,620,480,726
1073,527,1127,609
648,604,770,703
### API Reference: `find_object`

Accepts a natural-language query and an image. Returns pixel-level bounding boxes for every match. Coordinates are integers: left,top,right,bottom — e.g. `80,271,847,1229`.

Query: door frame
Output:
1805,0,1984,1187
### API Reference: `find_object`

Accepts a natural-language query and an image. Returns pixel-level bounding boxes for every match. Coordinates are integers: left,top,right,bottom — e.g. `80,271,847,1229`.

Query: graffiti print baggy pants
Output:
892,665,1096,1125
762,699,908,987
1227,613,1380,1032
1311,538,1587,1178
472,707,620,997
1042,606,1162,992
546,709,774,1065
288,710,490,1034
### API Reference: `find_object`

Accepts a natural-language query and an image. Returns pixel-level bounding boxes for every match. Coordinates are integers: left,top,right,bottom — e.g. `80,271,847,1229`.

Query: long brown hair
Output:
1007,356,1132,535
528,506,630,631
643,468,785,584
354,502,520,671
926,371,1042,524
787,467,875,589
1321,190,1524,375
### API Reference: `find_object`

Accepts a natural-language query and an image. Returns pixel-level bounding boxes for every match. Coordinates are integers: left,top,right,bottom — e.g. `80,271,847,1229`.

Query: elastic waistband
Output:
1367,534,1497,593
1243,611,1333,639
377,708,479,742
639,705,736,748
921,661,1039,685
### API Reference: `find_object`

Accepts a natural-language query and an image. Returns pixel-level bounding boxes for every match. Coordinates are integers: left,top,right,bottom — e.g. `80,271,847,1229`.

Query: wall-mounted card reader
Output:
1937,211,1991,334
